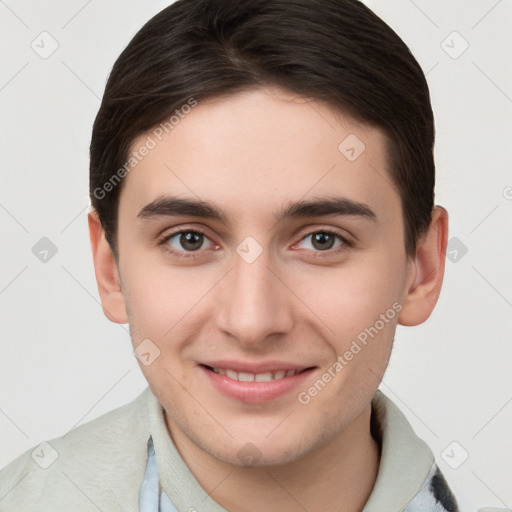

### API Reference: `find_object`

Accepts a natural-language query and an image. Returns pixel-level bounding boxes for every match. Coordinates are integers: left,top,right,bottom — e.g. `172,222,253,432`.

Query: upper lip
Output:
200,360,315,374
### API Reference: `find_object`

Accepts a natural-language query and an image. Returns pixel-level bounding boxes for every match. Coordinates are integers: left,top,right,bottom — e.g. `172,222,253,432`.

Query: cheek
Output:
121,254,215,339
290,254,406,374
298,259,404,328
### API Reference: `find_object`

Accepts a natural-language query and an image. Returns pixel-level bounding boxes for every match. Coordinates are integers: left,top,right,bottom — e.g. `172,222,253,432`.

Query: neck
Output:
167,404,380,512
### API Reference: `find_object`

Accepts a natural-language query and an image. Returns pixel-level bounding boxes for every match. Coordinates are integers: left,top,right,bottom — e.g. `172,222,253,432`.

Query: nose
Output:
215,248,294,348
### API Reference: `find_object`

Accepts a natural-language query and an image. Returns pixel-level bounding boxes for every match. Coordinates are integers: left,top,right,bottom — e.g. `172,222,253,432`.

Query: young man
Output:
0,0,459,510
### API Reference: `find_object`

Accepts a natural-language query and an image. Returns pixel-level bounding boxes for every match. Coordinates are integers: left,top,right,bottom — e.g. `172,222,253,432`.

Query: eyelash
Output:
158,228,350,259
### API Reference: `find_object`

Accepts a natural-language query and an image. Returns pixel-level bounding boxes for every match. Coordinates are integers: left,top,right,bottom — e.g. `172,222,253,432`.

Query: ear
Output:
88,210,128,324
398,206,449,326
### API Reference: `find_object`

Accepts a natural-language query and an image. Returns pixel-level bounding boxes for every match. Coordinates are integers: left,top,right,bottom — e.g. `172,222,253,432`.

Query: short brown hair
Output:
90,0,435,255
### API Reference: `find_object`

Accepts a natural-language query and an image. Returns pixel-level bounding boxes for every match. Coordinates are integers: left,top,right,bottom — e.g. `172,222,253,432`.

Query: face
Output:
114,88,415,466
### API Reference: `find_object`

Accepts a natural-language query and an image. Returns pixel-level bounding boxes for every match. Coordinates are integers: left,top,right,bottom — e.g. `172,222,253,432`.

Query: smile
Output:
200,363,316,403
205,366,302,382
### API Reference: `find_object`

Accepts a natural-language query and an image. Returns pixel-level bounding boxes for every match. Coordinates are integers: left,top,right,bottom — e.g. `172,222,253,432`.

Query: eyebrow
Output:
137,195,377,225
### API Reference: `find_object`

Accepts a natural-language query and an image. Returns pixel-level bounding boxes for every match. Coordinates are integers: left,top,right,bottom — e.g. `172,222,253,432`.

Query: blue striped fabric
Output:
140,437,179,512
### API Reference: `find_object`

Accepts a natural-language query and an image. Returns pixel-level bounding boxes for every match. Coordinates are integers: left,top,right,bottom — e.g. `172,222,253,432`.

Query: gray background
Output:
1,1,511,510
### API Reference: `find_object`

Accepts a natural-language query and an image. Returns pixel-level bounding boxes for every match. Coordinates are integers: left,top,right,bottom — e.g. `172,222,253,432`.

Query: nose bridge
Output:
216,246,293,345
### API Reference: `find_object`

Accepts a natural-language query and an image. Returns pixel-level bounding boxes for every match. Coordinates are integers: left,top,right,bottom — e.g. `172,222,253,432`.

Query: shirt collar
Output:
147,392,227,512
362,390,434,511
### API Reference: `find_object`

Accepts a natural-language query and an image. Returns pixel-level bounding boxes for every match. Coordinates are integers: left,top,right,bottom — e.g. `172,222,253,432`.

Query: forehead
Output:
120,88,399,227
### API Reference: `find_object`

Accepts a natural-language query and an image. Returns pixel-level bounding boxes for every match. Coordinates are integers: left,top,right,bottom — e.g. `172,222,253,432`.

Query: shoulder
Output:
0,387,153,512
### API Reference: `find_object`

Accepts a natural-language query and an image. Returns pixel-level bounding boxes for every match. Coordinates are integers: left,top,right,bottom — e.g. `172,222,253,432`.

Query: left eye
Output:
296,231,346,251
165,230,214,253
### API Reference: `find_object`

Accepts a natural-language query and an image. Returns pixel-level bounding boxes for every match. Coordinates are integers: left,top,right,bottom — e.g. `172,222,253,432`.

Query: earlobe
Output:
88,210,128,324
398,206,449,326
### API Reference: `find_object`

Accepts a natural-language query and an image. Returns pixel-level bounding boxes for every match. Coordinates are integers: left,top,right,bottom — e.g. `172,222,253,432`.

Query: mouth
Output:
201,364,312,382
199,362,317,403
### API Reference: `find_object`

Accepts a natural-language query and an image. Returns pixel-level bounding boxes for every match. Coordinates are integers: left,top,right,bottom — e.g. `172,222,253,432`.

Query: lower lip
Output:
200,366,315,403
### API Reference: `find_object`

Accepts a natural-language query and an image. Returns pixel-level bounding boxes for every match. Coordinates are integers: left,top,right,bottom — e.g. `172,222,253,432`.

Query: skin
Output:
89,87,448,512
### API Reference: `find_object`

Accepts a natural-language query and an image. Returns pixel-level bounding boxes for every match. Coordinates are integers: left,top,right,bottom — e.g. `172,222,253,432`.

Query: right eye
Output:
159,229,218,258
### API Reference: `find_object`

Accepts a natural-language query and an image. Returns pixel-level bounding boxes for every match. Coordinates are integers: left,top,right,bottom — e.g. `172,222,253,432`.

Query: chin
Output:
199,430,319,468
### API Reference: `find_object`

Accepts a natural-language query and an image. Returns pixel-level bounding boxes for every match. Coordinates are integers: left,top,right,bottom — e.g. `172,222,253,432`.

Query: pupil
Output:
312,233,334,250
181,232,202,251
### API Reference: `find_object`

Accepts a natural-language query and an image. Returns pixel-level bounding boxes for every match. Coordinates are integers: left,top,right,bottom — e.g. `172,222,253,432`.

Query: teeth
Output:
255,372,273,382
210,367,299,381
226,369,238,380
